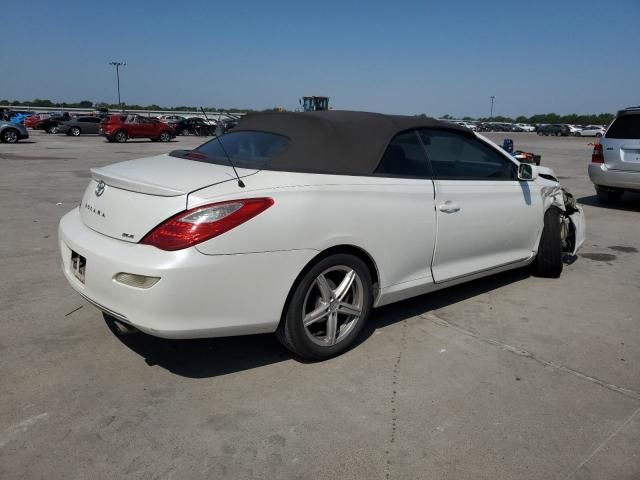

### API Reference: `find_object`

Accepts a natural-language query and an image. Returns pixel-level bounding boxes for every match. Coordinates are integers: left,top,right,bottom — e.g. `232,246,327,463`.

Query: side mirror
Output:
518,163,538,181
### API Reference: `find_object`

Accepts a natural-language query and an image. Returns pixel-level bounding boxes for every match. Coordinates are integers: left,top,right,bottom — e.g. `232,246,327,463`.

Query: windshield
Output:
192,131,290,167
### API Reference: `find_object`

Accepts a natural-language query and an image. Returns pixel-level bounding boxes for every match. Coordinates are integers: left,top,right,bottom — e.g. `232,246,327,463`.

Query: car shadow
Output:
111,268,531,378
577,194,640,212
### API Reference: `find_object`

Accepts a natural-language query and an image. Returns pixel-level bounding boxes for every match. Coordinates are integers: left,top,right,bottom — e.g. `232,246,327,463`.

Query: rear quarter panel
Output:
190,171,437,289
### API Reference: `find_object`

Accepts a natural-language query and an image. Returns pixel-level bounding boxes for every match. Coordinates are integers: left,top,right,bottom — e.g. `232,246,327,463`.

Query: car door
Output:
373,130,437,286
418,129,542,283
137,116,156,137
84,117,101,134
124,114,142,138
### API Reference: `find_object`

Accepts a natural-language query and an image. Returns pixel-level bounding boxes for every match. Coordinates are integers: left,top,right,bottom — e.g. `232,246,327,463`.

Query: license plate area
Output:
71,250,86,283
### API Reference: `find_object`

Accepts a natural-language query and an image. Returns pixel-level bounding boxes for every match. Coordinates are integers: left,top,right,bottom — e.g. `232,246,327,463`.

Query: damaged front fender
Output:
539,175,586,255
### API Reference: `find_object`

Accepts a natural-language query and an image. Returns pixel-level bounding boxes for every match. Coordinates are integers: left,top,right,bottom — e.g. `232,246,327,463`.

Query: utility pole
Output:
109,61,126,110
490,95,495,119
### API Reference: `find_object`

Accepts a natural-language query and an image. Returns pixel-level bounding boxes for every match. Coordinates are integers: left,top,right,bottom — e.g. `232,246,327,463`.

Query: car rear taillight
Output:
141,198,274,251
592,143,604,163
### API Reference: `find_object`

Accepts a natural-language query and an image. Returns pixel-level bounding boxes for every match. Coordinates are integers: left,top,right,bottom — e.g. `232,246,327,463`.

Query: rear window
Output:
193,131,290,167
606,114,640,139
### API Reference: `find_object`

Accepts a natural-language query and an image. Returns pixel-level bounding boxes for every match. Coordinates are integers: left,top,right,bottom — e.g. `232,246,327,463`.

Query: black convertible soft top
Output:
230,110,470,175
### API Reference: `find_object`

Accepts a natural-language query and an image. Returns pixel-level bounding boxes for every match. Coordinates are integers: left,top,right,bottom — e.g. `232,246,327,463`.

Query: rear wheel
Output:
47,125,58,134
70,126,81,136
533,208,563,278
159,131,171,142
556,131,562,136
114,130,127,143
1,128,19,143
596,186,624,204
595,132,602,138
277,254,373,360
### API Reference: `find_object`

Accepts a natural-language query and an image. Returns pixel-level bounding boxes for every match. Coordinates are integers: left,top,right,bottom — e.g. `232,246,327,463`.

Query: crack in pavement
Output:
562,406,640,480
385,319,408,480
420,313,640,402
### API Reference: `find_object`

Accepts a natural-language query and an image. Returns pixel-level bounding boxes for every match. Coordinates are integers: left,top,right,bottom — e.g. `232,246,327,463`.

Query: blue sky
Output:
1,0,638,117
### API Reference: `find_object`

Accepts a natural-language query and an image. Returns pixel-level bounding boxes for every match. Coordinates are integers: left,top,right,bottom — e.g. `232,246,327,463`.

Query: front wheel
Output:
1,128,19,143
158,131,171,142
595,132,602,138
533,208,563,278
47,125,58,134
70,127,81,136
114,130,127,143
277,254,373,360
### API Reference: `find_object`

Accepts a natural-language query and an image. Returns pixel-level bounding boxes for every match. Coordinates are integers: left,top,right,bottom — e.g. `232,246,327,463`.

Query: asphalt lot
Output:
1,130,639,479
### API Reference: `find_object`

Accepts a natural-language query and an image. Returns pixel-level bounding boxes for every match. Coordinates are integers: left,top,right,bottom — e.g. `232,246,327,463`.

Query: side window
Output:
89,117,101,123
375,130,431,178
418,129,516,180
125,115,138,124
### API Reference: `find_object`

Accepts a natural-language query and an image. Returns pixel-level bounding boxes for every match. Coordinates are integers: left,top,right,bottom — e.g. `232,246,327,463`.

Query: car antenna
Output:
200,107,245,188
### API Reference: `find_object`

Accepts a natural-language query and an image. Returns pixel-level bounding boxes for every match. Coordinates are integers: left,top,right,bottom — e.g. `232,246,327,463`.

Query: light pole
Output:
490,95,495,119
109,61,126,110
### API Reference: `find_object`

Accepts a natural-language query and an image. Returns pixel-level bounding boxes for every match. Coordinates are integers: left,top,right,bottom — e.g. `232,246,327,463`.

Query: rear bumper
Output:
588,163,640,191
58,208,317,339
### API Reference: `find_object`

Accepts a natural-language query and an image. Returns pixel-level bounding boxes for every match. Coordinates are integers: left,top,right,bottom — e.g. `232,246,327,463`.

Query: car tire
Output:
276,253,373,361
114,130,127,143
70,127,81,136
47,125,58,134
596,186,623,204
533,208,563,278
159,131,171,142
556,132,562,137
1,128,19,143
595,133,602,138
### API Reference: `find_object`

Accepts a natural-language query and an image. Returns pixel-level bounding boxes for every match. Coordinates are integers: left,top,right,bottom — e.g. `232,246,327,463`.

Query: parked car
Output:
588,107,640,203
567,125,583,136
24,113,50,128
169,117,216,136
9,112,35,125
35,113,71,133
58,111,585,360
537,124,571,136
159,115,186,123
99,114,176,143
0,120,29,143
58,116,102,136
577,125,606,138
516,123,536,132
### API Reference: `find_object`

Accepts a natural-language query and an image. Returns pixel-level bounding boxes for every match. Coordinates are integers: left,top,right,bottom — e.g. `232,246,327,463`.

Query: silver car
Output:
588,107,640,203
0,120,29,143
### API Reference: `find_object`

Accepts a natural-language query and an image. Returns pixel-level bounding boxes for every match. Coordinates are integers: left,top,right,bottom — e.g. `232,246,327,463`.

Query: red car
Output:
99,114,175,143
24,113,49,129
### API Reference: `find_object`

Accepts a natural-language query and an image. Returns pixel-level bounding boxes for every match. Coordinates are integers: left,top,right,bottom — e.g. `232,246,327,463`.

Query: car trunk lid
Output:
81,154,258,243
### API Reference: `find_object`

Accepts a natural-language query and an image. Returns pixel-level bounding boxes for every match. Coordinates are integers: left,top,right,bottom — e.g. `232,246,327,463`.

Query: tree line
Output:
439,112,615,125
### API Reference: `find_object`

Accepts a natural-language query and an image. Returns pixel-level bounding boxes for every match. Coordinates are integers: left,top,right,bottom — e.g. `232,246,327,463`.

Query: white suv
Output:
588,107,640,203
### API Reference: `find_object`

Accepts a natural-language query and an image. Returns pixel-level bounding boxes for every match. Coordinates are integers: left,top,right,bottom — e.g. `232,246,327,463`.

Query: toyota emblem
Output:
95,180,106,197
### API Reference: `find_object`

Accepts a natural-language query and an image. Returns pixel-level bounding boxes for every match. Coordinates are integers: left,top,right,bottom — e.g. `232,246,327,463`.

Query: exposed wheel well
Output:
279,244,380,325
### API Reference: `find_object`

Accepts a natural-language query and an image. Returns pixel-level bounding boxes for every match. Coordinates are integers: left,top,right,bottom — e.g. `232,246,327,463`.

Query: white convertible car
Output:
58,111,585,360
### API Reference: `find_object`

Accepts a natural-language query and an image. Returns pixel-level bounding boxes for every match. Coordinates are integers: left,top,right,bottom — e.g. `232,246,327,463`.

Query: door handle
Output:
438,201,460,213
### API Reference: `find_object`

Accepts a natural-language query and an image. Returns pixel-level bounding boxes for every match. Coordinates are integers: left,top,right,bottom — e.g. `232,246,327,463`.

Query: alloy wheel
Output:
302,266,364,347
3,130,18,143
